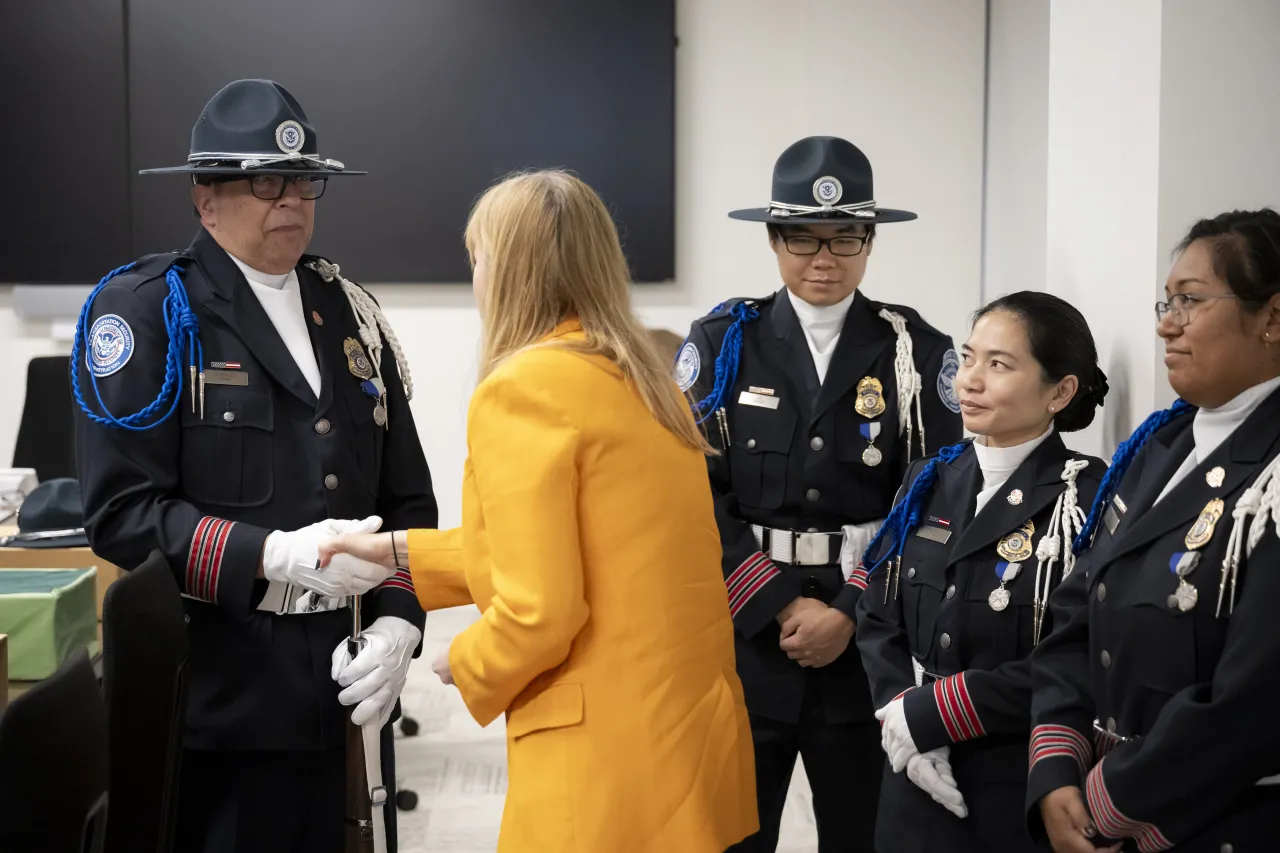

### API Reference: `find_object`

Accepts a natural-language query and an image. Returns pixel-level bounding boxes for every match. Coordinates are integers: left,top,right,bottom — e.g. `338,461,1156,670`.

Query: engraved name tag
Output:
1113,495,1128,515
915,525,952,544
739,391,781,410
204,369,249,387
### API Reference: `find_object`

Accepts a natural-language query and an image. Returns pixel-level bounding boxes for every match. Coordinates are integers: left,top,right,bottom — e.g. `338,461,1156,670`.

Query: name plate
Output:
915,525,952,544
204,370,249,387
738,391,780,410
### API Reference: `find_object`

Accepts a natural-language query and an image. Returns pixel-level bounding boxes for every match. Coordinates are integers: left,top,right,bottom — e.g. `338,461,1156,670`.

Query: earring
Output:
1049,406,1056,413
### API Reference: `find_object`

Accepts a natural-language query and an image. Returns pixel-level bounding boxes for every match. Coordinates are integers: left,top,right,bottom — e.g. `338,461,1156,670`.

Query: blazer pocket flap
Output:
507,682,584,739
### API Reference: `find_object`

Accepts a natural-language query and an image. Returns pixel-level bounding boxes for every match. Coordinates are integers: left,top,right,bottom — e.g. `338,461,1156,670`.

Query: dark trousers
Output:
175,727,398,853
727,679,883,853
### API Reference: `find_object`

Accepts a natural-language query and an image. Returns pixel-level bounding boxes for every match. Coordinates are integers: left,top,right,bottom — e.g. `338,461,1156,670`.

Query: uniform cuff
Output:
830,575,866,620
184,517,269,615
904,672,985,751
1085,759,1174,852
368,585,426,642
726,552,799,638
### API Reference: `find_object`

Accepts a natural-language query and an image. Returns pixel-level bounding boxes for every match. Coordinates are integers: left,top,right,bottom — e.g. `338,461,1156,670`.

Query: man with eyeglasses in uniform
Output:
72,79,436,852
677,136,962,852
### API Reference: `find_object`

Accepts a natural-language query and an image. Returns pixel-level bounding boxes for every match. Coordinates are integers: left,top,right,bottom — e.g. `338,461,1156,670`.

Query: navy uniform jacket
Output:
856,433,1104,852
74,228,437,752
681,288,962,724
1027,386,1280,852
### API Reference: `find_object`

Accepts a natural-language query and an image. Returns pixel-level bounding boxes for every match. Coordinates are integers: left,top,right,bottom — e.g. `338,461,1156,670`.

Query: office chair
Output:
12,355,75,482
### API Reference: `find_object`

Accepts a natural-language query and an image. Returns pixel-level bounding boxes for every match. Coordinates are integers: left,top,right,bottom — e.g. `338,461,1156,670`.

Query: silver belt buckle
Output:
795,532,828,566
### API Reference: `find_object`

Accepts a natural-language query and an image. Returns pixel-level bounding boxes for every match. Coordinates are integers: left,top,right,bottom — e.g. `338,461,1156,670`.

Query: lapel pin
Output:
1205,467,1225,488
312,310,324,326
1007,489,1023,506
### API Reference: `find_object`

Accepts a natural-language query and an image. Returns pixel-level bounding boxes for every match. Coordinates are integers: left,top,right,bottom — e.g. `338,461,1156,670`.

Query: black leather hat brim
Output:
728,206,917,224
139,164,367,176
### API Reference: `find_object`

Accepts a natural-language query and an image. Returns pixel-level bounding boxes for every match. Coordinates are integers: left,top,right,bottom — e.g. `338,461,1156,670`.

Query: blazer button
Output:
1221,844,1234,853
945,584,956,599
907,567,917,579
810,436,825,451
807,528,819,533
315,418,331,435
324,474,339,491
746,439,757,449
1097,583,1107,602
806,489,820,502
1100,650,1112,669
222,411,235,423
184,614,190,624
1106,717,1117,733
940,633,952,650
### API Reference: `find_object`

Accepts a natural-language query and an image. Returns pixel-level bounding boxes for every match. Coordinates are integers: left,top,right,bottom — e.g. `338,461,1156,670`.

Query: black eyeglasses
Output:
783,235,868,257
1154,293,1238,327
203,174,327,200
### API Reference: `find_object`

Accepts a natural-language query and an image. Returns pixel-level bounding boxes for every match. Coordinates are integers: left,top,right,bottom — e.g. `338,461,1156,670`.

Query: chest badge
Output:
988,560,1023,612
1184,499,1224,550
344,337,374,381
1205,466,1225,489
997,520,1035,563
855,376,886,418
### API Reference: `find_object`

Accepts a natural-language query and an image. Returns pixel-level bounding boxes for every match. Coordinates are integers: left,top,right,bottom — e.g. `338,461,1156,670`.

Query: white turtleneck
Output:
229,255,322,397
972,425,1055,514
1154,375,1280,504
787,288,854,383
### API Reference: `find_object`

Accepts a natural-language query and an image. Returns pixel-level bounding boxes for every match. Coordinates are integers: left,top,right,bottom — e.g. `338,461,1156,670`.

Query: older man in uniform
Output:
72,79,435,853
678,136,963,852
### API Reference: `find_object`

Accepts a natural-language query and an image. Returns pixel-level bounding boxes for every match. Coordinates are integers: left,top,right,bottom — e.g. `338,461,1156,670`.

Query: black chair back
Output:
102,548,190,853
0,649,109,853
13,355,75,482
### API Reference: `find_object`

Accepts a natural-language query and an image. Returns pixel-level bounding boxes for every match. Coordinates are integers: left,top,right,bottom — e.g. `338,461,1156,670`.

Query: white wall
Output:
1153,0,1280,408
982,0,1049,302
0,0,989,528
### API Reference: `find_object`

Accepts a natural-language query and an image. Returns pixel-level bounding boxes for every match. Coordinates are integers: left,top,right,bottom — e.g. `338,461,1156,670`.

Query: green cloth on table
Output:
0,568,99,680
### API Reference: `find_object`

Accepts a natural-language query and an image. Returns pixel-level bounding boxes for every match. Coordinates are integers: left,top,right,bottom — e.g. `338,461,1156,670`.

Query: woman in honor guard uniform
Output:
72,80,436,853
679,136,963,853
1027,209,1280,853
854,292,1108,853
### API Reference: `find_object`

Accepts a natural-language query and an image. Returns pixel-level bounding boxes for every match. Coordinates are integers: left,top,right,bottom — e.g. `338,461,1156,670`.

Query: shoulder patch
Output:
87,314,135,378
674,342,701,392
937,347,961,413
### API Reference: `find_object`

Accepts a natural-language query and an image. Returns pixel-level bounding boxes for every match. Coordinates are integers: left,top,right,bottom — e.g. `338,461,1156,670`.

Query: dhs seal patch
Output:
813,176,843,207
275,120,305,154
937,347,961,413
674,342,701,392
88,314,135,378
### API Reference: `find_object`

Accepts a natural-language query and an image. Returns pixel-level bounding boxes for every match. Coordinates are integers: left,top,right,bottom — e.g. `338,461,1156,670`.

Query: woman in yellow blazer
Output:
320,170,757,852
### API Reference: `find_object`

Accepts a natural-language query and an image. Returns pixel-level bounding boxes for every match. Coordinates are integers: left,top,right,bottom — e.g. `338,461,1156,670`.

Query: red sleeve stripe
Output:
932,672,984,742
1093,729,1120,760
377,568,416,595
1029,724,1093,777
846,566,869,590
726,552,781,618
186,516,234,604
1085,760,1173,852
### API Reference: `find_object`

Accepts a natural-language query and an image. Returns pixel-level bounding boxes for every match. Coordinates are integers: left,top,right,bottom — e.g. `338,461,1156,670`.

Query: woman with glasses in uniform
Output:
1028,209,1280,853
856,291,1109,853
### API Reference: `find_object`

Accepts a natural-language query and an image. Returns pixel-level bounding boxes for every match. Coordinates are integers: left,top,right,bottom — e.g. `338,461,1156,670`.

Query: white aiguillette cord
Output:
1031,458,1089,644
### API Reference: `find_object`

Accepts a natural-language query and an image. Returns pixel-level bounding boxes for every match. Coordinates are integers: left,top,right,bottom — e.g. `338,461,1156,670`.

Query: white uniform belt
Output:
256,581,349,615
751,525,843,566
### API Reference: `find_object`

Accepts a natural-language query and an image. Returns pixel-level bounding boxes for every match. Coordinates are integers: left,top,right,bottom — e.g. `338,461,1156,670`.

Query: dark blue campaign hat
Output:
729,136,915,225
139,79,365,177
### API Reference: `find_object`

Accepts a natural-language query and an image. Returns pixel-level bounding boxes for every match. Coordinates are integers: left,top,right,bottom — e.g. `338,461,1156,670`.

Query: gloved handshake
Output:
262,515,396,597
877,695,969,819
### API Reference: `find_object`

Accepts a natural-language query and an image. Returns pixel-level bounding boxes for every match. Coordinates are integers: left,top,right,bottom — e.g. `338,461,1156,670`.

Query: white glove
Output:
262,516,392,597
907,747,968,818
876,695,920,772
332,615,422,727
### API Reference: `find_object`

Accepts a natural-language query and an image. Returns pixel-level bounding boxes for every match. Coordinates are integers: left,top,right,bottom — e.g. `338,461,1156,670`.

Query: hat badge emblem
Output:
275,120,305,154
813,176,842,207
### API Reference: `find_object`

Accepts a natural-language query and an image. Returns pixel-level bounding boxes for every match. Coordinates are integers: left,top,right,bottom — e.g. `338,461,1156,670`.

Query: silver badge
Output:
373,402,387,427
862,444,883,467
275,120,305,154
1174,581,1198,612
988,587,1011,612
812,176,843,207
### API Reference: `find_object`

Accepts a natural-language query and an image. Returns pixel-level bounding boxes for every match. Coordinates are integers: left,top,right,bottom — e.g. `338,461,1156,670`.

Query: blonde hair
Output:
465,170,712,454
